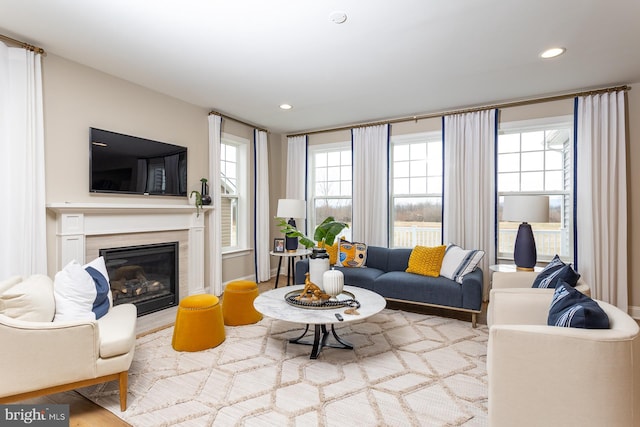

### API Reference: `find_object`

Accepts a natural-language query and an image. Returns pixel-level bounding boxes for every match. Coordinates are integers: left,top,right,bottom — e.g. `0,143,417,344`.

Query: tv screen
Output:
90,128,187,196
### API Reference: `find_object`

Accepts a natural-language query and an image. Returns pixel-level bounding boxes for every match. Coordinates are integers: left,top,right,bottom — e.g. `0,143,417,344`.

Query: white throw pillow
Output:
53,260,97,322
440,244,485,284
0,274,55,322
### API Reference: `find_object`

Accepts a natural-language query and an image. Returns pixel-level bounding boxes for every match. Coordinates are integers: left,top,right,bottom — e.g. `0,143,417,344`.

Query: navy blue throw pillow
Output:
548,281,609,329
532,255,580,288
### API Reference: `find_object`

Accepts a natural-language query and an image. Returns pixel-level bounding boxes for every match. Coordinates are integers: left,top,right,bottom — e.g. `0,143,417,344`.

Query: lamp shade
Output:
277,199,306,220
502,195,549,223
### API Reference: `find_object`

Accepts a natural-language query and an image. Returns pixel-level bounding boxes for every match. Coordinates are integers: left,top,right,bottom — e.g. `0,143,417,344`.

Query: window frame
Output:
496,115,574,263
220,132,249,254
307,141,353,241
389,131,443,248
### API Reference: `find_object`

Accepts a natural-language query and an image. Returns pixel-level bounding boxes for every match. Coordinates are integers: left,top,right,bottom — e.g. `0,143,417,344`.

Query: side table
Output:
270,249,311,288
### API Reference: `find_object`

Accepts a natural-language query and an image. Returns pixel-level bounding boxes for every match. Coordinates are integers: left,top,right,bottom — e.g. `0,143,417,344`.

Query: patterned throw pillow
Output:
84,256,112,319
406,245,447,277
440,244,485,284
533,255,580,288
338,240,367,267
548,281,609,329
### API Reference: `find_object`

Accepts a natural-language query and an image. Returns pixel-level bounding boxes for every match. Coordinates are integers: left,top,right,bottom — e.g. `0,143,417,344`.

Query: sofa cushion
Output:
338,241,367,267
440,244,485,284
374,271,463,308
548,281,609,329
533,255,580,288
406,245,446,277
386,248,412,272
339,266,383,290
0,274,55,322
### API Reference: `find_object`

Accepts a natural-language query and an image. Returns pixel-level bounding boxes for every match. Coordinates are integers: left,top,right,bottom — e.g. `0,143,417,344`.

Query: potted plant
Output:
276,216,349,288
276,216,348,249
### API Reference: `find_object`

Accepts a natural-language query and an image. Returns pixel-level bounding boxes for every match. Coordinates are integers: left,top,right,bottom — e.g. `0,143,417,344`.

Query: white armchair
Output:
0,274,137,411
487,287,640,427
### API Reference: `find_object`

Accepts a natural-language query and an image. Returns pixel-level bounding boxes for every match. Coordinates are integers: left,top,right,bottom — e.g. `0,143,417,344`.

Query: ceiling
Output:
1,0,639,134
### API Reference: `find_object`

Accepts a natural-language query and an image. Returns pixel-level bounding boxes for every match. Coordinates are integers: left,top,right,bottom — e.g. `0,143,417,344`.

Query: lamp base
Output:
285,218,299,252
513,222,537,270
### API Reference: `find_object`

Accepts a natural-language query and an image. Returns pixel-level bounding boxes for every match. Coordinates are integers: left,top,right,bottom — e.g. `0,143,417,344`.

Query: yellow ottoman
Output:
172,294,226,352
222,280,263,326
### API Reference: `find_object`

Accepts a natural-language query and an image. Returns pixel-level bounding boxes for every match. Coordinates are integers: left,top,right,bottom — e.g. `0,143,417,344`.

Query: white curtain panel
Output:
286,135,307,233
208,114,223,295
254,130,271,282
576,91,628,310
0,43,46,278
443,109,496,300
286,135,307,199
352,124,389,247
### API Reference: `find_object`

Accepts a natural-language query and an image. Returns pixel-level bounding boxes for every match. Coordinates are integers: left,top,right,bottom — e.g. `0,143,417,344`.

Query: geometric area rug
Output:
79,309,489,426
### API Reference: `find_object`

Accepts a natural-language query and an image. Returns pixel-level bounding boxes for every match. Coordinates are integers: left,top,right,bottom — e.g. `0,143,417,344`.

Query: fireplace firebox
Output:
100,242,179,317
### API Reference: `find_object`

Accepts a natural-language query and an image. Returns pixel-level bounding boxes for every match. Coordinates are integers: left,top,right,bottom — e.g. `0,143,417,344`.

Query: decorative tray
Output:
284,290,361,310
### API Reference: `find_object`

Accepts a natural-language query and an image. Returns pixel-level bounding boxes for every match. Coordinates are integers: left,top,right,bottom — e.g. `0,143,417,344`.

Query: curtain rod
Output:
209,110,268,133
0,34,46,55
287,84,631,138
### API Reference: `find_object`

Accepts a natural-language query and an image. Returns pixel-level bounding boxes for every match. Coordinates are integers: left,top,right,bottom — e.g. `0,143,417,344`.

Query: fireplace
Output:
100,242,179,317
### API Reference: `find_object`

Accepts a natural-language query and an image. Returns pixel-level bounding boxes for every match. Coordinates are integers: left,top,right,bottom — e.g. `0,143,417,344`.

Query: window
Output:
308,142,352,241
390,132,443,248
497,116,574,262
220,134,248,252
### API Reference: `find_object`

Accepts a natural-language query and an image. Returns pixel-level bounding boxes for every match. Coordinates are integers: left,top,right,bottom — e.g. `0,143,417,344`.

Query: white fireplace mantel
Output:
47,202,212,296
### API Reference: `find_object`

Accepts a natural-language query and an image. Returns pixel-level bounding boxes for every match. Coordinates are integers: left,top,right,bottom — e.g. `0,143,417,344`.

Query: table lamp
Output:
277,199,306,252
502,195,549,270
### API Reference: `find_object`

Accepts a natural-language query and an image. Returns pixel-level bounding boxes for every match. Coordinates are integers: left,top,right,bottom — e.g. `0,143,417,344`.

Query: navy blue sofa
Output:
295,245,483,327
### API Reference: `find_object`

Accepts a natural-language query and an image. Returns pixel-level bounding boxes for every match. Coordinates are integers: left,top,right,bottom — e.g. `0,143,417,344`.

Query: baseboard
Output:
629,305,640,320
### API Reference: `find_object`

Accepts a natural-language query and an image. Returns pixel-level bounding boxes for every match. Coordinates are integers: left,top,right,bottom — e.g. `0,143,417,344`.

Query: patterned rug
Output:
80,309,489,426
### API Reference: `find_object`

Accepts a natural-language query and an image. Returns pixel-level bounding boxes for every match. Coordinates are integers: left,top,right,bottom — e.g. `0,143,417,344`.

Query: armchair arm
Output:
491,271,537,289
0,315,100,397
487,288,553,327
492,271,591,296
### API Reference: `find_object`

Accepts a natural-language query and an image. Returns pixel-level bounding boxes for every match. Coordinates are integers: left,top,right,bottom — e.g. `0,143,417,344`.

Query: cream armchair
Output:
487,287,640,427
0,274,137,411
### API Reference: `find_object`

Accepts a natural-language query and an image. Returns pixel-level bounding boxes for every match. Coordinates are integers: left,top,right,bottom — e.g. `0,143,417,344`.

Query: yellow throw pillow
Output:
406,245,446,277
318,241,339,265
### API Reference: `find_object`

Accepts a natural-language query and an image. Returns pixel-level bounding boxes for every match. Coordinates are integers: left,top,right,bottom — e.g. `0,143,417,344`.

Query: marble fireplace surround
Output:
47,202,209,333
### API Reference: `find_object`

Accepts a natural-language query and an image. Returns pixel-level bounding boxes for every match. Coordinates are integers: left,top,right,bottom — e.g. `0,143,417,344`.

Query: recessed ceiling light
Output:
540,47,566,59
329,11,347,24
279,104,293,110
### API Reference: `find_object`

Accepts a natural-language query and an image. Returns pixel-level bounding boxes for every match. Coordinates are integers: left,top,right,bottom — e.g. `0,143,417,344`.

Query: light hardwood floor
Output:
18,276,488,426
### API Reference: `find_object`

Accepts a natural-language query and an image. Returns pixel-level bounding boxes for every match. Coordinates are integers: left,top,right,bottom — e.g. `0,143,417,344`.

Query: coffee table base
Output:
289,324,353,359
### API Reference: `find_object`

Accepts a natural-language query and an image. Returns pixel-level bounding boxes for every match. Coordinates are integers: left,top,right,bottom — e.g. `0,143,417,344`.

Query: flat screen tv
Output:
90,128,187,196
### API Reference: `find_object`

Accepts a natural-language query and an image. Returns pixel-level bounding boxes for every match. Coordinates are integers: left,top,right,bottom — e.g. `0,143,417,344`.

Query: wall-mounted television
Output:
90,128,187,196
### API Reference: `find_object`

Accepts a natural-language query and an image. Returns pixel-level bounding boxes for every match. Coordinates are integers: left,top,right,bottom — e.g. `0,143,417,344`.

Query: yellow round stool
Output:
172,294,226,352
222,280,263,326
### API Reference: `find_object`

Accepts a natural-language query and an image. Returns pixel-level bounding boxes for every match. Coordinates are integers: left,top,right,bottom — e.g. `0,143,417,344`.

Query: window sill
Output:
222,248,253,259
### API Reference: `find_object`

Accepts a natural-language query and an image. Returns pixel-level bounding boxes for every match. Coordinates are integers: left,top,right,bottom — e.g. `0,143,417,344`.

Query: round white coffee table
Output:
254,285,386,359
